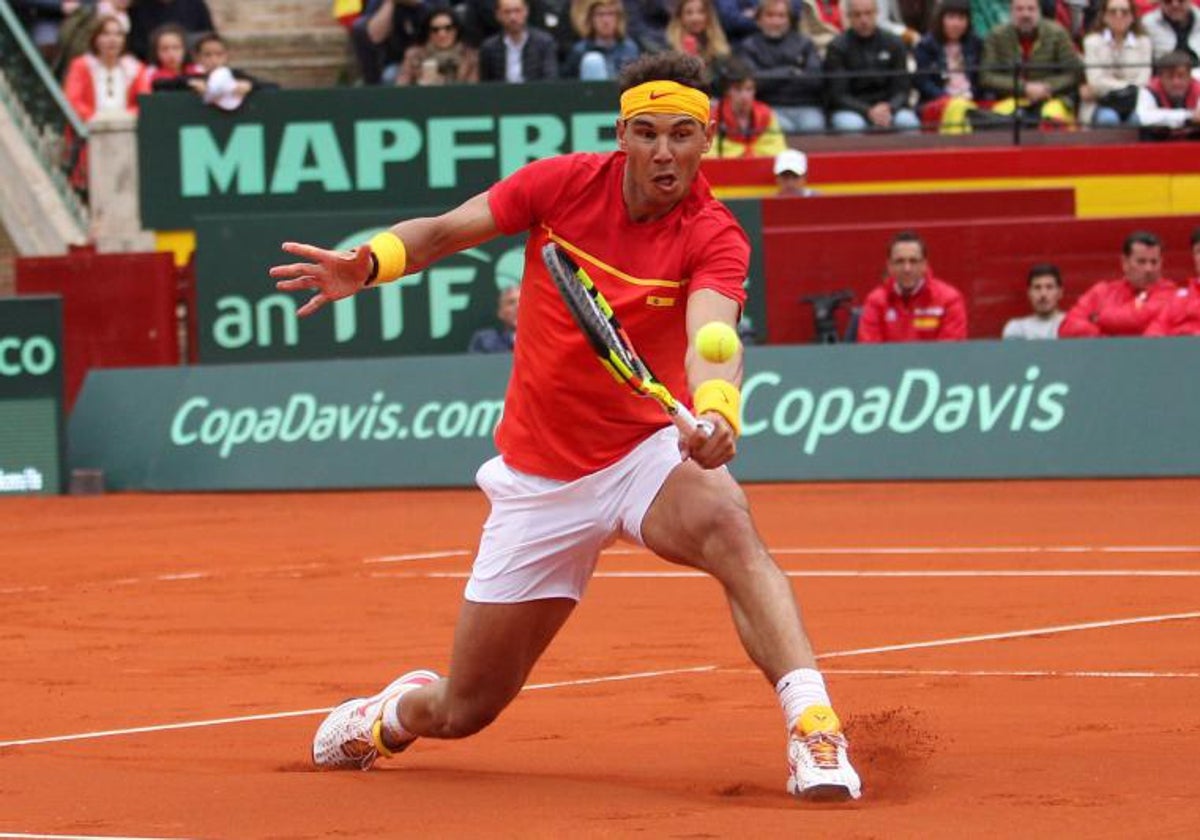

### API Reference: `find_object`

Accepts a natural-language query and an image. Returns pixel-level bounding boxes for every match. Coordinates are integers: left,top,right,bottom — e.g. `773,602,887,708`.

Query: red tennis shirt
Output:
487,151,749,481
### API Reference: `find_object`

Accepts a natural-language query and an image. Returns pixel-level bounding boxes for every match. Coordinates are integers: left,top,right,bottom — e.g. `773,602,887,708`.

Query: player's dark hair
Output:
888,230,926,259
617,52,709,95
1123,230,1161,256
1026,263,1062,287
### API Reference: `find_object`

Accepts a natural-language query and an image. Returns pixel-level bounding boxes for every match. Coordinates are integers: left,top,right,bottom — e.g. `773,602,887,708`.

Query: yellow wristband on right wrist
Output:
365,230,407,286
694,378,741,437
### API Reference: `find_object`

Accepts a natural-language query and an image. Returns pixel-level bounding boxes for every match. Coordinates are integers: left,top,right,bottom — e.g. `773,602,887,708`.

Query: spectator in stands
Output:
857,231,968,342
133,22,200,94
709,57,788,156
914,0,986,132
1079,0,1153,126
187,31,276,110
736,0,828,133
798,0,844,55
349,0,427,85
396,9,480,85
980,0,1083,127
825,0,920,132
1059,230,1180,337
1147,225,1200,336
1135,50,1200,137
54,0,133,79
468,285,520,352
64,13,143,121
666,0,733,80
1142,0,1200,68
859,0,924,45
127,0,215,61
13,0,82,62
623,0,672,51
479,0,560,82
715,0,760,45
564,0,640,79
774,147,819,195
1002,263,1065,339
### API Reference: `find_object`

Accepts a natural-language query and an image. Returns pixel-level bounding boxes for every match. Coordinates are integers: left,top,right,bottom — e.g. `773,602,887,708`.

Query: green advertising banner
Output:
196,211,526,362
139,83,620,230
69,338,1198,491
0,296,64,495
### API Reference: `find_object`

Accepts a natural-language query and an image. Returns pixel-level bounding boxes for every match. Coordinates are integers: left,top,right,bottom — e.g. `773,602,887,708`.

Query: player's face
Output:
887,241,927,291
617,112,714,219
1122,242,1162,289
1028,274,1062,315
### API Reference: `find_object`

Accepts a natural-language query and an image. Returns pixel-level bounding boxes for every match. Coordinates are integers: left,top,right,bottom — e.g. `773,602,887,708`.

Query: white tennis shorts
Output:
464,425,684,603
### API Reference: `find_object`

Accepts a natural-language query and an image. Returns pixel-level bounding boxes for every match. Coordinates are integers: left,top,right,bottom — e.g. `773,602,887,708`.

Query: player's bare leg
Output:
312,597,574,769
640,459,861,800
396,597,576,739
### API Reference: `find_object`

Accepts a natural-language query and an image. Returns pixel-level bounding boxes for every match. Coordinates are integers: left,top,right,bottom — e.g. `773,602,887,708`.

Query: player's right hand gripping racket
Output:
542,243,710,435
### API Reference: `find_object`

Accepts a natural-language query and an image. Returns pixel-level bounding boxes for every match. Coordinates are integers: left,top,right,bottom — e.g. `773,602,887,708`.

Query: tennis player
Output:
271,52,861,801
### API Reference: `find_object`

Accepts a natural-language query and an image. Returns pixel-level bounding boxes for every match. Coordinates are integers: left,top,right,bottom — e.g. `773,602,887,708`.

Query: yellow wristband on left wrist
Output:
365,231,407,286
694,378,741,437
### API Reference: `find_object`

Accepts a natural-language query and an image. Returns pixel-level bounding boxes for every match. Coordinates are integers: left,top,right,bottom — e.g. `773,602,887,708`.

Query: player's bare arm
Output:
270,192,499,317
683,288,742,469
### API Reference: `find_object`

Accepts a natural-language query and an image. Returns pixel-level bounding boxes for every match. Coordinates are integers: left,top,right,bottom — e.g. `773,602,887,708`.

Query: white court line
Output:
364,550,472,564
0,834,191,840
366,569,1200,580
819,668,1200,679
818,610,1200,659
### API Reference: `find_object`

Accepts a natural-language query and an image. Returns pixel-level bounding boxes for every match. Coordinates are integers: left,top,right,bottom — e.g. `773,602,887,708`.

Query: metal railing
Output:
0,0,89,226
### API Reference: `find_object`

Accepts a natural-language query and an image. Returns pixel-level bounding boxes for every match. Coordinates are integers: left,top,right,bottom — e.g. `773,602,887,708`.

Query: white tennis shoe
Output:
312,669,440,770
786,705,862,801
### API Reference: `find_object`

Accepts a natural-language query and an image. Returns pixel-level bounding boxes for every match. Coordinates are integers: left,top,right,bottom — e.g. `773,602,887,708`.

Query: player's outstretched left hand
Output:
270,241,373,317
682,414,736,469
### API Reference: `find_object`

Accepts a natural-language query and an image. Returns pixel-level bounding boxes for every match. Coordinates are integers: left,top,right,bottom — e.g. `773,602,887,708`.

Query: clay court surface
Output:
2,479,1199,838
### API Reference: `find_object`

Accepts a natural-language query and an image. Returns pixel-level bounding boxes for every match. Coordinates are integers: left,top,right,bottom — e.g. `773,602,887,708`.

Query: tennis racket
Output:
542,243,710,435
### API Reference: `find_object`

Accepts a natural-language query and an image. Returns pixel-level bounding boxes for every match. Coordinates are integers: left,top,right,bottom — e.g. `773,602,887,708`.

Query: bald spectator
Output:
468,286,520,352
1147,226,1200,336
1002,263,1065,339
1060,231,1181,338
825,0,920,132
858,231,968,342
479,0,559,82
980,0,1083,126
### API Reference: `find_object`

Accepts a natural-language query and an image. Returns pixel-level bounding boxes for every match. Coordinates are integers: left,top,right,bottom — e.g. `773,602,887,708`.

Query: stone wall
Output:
207,0,350,90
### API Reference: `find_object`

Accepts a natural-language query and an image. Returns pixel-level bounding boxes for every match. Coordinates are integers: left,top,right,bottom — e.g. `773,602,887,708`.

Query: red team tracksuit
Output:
1059,278,1181,338
1146,279,1200,337
856,275,968,343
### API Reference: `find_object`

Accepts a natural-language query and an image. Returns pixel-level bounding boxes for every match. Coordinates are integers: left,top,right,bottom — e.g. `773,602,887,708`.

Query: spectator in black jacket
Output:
914,0,984,130
825,0,919,131
479,0,560,81
736,0,827,133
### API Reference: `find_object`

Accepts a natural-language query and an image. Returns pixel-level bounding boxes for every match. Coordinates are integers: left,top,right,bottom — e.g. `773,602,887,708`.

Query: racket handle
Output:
672,404,714,436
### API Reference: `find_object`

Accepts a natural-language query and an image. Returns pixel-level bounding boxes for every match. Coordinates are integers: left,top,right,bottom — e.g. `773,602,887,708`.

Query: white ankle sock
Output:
775,668,830,729
380,692,416,747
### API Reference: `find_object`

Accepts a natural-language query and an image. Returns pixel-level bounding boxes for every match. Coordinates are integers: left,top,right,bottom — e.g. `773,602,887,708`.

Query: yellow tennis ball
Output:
695,321,740,363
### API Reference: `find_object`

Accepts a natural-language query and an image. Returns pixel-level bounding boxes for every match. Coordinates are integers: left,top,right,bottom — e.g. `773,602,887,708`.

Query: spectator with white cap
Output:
774,148,818,196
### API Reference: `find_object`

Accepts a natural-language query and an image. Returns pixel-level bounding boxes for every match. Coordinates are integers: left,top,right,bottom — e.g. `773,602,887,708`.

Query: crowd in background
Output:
12,0,1199,138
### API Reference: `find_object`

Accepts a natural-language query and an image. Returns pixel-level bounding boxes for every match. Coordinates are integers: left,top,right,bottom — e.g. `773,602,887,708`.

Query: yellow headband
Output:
619,80,710,125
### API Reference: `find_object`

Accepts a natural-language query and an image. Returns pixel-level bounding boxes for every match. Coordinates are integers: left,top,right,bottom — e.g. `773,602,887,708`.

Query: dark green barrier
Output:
139,83,620,229
0,296,64,494
197,211,526,362
68,338,1199,491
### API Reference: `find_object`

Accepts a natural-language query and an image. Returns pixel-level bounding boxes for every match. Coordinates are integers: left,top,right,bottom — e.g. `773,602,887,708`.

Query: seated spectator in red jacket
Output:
1135,51,1200,140
1002,262,1065,339
1147,226,1200,336
857,231,968,343
64,14,143,121
1060,230,1180,338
